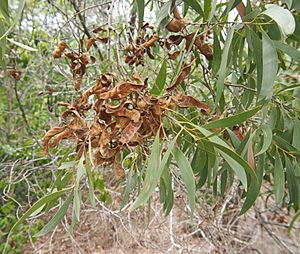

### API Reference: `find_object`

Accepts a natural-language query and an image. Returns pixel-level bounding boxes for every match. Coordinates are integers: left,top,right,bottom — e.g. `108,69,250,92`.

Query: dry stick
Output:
116,31,128,78
107,1,114,72
255,209,294,254
6,80,13,143
69,0,105,61
13,81,41,148
46,0,84,33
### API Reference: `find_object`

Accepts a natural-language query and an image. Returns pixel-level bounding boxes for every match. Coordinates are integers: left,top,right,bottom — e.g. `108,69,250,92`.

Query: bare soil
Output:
22,188,300,254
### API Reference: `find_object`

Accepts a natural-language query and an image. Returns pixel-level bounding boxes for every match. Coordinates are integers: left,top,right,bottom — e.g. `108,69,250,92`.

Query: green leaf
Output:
274,136,300,155
215,146,247,190
191,141,206,175
132,132,178,209
212,28,221,75
173,147,195,214
273,41,300,64
285,155,300,210
215,25,235,104
256,124,273,156
203,106,261,130
136,0,144,29
0,0,9,20
293,120,300,150
9,188,72,234
157,0,172,28
239,154,264,214
58,161,76,170
249,28,262,94
73,189,81,222
150,59,167,95
35,192,74,237
274,150,285,204
260,31,278,100
160,164,174,215
288,210,300,235
0,0,25,40
131,133,160,209
262,4,295,36
205,139,258,187
182,0,203,16
208,0,217,22
204,0,211,20
6,38,37,51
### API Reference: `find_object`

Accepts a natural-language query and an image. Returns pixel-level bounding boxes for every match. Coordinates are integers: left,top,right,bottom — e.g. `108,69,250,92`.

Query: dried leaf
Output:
114,156,125,180
167,59,194,91
86,38,96,51
171,94,210,114
141,35,160,48
97,37,108,44
169,50,181,60
120,121,142,144
166,18,187,33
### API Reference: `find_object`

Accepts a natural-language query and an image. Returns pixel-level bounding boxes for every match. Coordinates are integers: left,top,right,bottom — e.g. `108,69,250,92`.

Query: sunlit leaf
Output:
6,38,37,51
262,4,295,36
0,0,25,40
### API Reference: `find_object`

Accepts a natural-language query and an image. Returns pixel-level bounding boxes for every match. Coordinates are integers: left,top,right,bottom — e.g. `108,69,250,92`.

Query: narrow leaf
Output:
131,132,178,209
7,38,37,51
182,0,204,16
204,106,261,130
9,188,72,234
151,59,167,95
35,192,74,237
0,0,25,40
274,150,285,204
173,147,195,214
285,155,300,210
215,25,235,104
136,0,145,29
260,31,278,100
273,41,300,64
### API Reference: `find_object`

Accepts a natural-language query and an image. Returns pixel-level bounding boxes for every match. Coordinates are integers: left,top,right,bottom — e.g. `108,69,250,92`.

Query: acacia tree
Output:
2,0,300,249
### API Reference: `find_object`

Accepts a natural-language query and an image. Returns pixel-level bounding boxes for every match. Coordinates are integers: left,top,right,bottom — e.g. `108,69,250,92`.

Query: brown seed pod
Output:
58,41,67,51
166,18,187,33
52,48,62,58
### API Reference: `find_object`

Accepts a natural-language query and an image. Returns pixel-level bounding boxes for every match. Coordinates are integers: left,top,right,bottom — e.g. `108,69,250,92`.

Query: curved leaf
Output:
256,124,273,156
262,4,295,36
